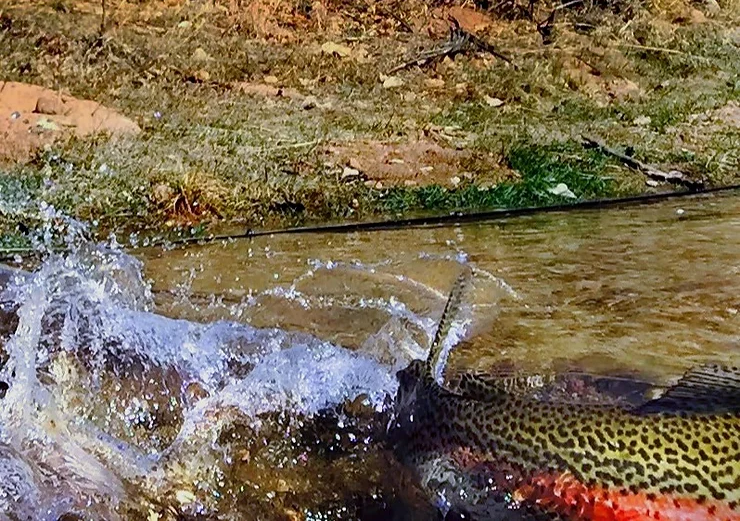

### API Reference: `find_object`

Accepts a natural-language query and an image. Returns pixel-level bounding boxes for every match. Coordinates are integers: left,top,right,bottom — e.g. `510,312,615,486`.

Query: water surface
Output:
0,191,737,520
146,192,740,381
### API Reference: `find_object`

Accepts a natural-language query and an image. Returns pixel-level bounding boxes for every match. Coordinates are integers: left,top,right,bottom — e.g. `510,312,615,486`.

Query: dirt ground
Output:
0,0,738,249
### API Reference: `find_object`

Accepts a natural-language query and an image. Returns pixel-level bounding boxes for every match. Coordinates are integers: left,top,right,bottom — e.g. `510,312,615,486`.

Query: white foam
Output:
0,245,421,517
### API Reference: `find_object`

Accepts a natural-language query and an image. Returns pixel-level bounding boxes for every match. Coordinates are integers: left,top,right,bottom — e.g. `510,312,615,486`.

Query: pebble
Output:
483,95,504,107
634,115,652,126
341,167,360,179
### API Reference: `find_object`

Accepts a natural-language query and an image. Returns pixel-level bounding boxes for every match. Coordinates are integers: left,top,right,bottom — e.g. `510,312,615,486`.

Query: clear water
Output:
0,191,738,520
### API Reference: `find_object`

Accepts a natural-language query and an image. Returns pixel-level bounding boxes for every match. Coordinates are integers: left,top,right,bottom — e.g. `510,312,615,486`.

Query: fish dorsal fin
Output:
449,369,657,407
426,266,473,386
447,369,555,401
638,365,740,414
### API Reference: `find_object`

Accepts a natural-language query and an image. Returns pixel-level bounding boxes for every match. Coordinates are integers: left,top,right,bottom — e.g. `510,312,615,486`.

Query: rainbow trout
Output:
390,270,740,520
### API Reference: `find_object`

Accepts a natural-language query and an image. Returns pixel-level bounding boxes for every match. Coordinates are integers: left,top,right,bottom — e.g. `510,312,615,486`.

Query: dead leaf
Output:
447,6,494,33
548,183,577,198
191,47,210,62
321,41,352,58
424,78,446,89
382,76,404,89
483,95,504,107
193,69,210,82
353,46,370,63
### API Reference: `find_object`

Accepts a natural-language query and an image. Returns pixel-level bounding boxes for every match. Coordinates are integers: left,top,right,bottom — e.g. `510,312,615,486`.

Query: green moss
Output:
0,232,31,251
381,142,624,214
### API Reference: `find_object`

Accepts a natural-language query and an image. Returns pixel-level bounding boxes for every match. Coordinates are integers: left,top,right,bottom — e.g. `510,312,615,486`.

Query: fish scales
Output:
394,360,740,520
391,269,740,521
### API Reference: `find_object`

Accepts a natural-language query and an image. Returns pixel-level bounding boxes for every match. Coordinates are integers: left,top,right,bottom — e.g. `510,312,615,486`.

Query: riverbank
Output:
1,0,738,250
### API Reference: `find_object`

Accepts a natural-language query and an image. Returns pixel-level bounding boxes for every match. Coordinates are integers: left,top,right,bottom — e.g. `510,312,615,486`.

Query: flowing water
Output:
0,191,737,520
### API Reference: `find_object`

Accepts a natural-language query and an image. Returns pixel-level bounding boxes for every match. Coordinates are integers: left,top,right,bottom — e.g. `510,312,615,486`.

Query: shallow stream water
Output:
0,191,737,520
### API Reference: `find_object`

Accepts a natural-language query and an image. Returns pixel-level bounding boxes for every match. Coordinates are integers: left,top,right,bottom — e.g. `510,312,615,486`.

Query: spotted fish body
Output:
391,271,740,521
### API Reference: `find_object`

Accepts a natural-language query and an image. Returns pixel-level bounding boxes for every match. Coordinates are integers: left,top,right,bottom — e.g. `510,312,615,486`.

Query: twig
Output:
555,0,586,10
388,19,513,74
242,139,322,154
537,8,557,45
100,0,106,35
582,136,704,190
536,0,585,44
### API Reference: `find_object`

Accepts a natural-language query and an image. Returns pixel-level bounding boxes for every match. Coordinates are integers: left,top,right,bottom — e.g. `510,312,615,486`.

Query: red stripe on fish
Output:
517,472,740,521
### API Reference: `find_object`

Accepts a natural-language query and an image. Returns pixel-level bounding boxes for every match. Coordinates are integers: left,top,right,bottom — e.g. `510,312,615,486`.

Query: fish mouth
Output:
388,362,427,439
395,360,426,402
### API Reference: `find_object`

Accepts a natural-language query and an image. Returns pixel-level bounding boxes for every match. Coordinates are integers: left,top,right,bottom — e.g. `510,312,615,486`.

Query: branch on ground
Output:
388,18,513,74
581,136,704,190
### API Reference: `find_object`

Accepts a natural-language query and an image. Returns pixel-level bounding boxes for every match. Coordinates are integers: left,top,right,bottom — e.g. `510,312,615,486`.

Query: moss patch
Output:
381,141,628,214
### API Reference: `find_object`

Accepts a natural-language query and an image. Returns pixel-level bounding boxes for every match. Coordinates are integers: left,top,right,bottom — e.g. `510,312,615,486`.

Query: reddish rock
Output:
0,81,140,164
448,6,494,33
323,138,513,187
35,94,66,116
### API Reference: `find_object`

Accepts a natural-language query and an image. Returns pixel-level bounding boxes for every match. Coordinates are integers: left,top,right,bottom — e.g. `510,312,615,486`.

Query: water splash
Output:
0,250,128,520
0,244,462,518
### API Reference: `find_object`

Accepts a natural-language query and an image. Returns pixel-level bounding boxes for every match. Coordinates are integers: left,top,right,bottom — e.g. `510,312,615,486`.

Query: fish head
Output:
394,360,425,415
390,359,435,440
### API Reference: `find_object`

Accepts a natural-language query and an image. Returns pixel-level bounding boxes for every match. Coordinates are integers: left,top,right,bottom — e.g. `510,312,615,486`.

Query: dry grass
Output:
0,0,738,248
